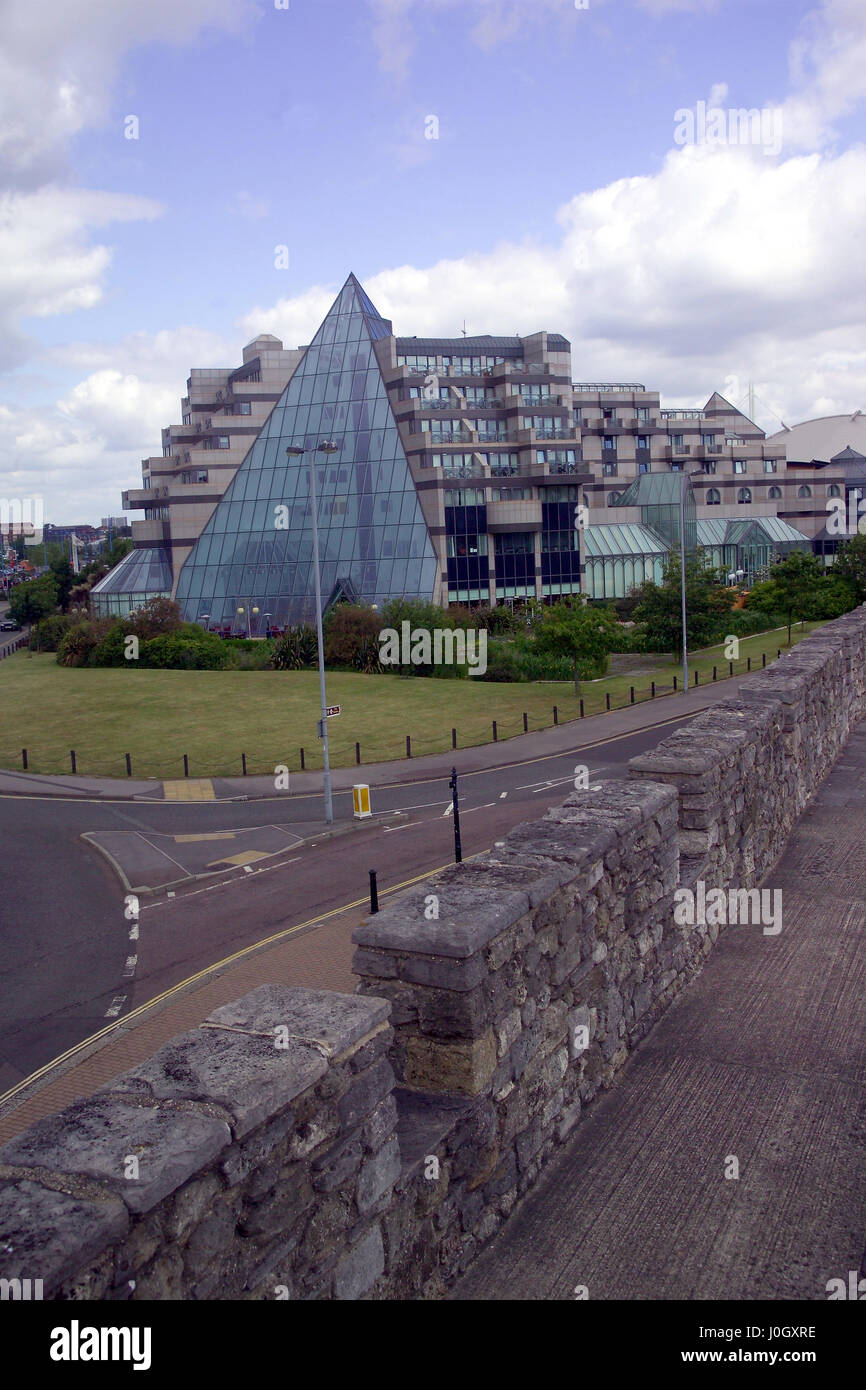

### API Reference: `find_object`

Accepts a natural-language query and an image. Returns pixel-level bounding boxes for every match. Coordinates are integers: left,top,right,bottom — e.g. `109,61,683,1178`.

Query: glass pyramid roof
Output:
174,274,438,629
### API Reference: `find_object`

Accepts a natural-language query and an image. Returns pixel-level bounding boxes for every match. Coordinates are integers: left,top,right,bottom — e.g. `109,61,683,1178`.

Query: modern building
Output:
96,273,829,624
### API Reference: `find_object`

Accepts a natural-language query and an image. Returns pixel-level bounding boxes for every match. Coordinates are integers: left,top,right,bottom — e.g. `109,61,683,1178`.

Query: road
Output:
0,714,695,1092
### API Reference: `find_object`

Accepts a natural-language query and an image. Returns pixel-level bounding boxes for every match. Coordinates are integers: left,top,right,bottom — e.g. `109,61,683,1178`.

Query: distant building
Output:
95,274,827,624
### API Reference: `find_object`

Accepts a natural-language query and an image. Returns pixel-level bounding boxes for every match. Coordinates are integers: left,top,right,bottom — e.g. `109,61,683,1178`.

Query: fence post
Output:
300,747,305,771
241,752,247,776
580,698,584,718
762,652,766,668
355,742,361,765
630,686,635,704
21,748,27,770
651,681,655,698
492,721,498,742
747,656,751,671
694,669,699,685
729,661,733,676
406,735,411,758
713,666,717,681
183,753,189,778
369,869,379,915
452,727,457,750
125,753,132,778
553,706,559,726
673,676,678,691
522,712,528,733
70,750,77,773
606,692,611,711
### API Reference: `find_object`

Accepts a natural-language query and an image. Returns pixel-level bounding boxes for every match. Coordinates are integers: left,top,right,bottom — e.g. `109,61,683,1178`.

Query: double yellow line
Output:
0,859,463,1114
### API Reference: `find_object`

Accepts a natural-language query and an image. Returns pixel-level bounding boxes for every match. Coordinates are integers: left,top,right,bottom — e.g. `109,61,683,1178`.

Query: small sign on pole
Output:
353,784,372,819
326,705,341,717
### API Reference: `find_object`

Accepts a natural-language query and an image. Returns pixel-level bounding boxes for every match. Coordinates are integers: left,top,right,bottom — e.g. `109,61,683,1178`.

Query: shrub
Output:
271,625,318,670
57,621,105,667
140,626,227,670
127,597,183,640
90,622,131,667
224,644,273,670
31,612,72,652
323,605,384,672
478,639,525,682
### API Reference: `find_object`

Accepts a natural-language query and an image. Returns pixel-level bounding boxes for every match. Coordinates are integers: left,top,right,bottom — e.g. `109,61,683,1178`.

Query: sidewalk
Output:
450,721,866,1301
0,680,723,801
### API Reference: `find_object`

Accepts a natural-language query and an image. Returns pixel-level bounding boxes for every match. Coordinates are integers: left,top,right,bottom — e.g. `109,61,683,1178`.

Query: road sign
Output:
325,705,341,717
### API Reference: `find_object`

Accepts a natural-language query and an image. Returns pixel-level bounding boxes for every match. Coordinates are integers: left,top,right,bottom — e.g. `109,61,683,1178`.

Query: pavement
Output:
450,720,866,1301
0,677,733,802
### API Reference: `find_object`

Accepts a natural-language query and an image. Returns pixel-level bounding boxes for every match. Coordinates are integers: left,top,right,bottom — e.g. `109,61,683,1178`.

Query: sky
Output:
2,0,866,524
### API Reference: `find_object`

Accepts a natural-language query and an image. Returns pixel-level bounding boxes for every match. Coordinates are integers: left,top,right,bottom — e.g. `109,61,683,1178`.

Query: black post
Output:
522,712,528,733
729,661,733,676
630,686,635,704
70,750,77,773
125,753,132,778
406,735,411,758
21,748,27,770
762,652,766,668
449,766,462,864
369,869,379,915
355,742,361,765
580,698,584,718
300,747,305,771
747,656,751,671
452,727,457,750
651,681,655,698
694,669,699,685
492,721,498,742
553,705,559,726
606,692,611,711
777,649,781,659
673,676,678,692
183,753,189,778
713,666,717,681
241,752,247,776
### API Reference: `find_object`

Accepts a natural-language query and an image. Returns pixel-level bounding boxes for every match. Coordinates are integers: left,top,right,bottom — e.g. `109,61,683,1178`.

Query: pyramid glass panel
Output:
175,276,438,630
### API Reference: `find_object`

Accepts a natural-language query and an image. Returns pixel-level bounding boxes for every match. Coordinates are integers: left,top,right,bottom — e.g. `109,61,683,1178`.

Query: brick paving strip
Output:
0,908,358,1145
450,722,866,1300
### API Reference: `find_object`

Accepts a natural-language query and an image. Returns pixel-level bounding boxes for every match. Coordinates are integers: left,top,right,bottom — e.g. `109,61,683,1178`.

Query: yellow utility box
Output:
353,784,372,819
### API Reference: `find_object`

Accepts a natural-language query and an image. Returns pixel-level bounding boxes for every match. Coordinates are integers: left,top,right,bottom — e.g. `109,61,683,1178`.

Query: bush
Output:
477,639,525,682
31,612,72,652
271,625,318,670
90,622,131,667
127,597,183,640
224,644,273,671
141,627,227,670
57,621,105,667
323,605,384,672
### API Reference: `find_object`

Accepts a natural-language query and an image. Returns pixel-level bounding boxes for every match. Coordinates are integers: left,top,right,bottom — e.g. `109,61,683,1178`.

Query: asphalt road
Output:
0,714,694,1090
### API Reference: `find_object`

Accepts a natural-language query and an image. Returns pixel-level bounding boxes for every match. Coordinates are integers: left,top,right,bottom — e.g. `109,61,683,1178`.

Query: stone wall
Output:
2,607,865,1300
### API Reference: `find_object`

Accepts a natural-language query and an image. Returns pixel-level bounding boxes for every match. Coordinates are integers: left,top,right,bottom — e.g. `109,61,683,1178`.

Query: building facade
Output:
96,273,834,626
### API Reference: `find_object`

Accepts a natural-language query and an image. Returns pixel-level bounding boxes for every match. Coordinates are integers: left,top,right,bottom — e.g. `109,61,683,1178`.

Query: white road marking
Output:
459,802,497,816
105,995,127,1017
139,855,303,908
499,791,507,799
442,804,454,817
383,822,418,833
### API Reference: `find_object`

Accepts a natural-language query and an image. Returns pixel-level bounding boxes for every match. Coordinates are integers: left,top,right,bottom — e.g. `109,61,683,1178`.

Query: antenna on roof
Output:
461,320,468,338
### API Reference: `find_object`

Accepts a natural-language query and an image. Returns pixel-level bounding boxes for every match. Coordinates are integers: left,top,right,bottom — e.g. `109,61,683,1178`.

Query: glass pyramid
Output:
175,274,439,630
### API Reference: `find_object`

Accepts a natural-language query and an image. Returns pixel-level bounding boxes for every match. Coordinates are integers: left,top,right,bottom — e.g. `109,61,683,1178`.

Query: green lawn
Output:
0,623,823,779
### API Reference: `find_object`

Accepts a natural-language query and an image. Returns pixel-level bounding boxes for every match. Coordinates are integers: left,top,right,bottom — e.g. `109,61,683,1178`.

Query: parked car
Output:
0,619,21,631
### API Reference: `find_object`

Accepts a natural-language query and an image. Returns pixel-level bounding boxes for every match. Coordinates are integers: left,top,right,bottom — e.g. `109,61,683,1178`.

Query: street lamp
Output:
286,440,340,824
678,467,703,693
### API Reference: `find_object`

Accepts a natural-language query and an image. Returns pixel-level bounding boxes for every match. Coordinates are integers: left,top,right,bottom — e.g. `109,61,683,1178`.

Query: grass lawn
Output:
0,622,824,779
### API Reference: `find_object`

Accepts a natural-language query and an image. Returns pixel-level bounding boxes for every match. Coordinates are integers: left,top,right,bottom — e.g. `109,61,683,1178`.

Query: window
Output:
602,435,617,451
797,484,812,498
737,487,752,504
636,406,650,421
520,385,551,402
703,460,717,474
706,488,721,505
542,530,577,552
573,409,583,426
768,485,782,499
523,415,566,437
670,433,684,448
491,487,532,500
636,435,649,449
603,408,615,421
763,459,777,473
828,483,842,497
444,488,485,506
196,470,209,484
447,534,488,557
607,491,622,506
702,434,718,448
464,386,495,403
733,459,747,474
602,461,618,476
494,532,534,555
537,449,576,464
544,485,579,501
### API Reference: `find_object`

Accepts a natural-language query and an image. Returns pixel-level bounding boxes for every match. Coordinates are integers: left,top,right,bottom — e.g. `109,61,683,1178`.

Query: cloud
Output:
0,0,259,189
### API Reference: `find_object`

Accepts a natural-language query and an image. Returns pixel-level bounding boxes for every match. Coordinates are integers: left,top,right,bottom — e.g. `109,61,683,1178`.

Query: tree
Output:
323,604,383,672
831,534,866,604
632,549,734,659
127,597,183,640
103,536,133,570
8,572,59,626
747,550,823,645
48,556,74,611
533,597,619,695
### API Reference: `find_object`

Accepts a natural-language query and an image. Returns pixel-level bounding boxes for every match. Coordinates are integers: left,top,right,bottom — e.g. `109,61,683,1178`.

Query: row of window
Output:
443,484,582,506
445,532,578,557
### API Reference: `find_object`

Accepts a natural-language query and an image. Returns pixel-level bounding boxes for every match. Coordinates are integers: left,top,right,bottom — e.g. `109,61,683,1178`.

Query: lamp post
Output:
678,467,702,693
286,440,340,824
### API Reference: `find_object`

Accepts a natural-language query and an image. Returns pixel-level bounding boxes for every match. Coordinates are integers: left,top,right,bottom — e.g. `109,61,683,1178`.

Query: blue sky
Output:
2,0,865,521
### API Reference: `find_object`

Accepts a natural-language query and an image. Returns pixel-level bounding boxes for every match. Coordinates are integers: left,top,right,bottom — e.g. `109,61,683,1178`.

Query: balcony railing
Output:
573,382,646,392
661,409,704,420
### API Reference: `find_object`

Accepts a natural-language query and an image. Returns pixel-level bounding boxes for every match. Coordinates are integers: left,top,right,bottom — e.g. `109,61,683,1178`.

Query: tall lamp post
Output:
678,466,702,693
286,440,340,825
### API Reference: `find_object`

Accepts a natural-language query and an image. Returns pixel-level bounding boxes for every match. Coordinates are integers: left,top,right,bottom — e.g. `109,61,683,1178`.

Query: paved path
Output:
452,722,866,1301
